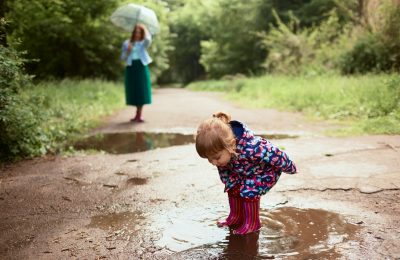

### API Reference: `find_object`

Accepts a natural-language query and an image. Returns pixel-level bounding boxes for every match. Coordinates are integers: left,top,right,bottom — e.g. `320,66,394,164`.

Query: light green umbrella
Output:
110,3,160,35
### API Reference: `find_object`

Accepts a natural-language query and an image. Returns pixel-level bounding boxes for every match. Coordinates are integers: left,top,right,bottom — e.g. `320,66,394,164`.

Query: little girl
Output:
195,112,297,235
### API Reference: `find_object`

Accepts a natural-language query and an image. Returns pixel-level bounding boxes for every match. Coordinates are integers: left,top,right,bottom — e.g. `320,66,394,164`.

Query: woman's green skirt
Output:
124,59,152,106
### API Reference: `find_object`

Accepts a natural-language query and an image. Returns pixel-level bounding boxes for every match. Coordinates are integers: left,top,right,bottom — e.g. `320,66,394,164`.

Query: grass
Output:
187,74,400,135
24,79,125,152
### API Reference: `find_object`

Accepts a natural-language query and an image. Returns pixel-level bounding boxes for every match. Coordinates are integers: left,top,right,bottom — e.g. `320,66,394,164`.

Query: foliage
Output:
0,2,8,46
199,0,269,78
269,0,338,27
380,1,400,71
0,67,125,161
259,0,400,76
5,0,345,82
339,1,400,74
6,0,123,80
0,34,47,160
27,79,124,153
159,0,213,84
260,9,352,75
188,74,400,135
339,33,392,74
198,0,341,79
6,0,172,82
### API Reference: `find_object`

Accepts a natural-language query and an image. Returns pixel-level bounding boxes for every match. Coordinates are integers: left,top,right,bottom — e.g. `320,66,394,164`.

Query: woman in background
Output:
121,24,152,122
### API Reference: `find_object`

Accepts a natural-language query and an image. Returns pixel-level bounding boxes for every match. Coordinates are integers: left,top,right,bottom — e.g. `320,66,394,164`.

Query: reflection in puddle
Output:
87,211,144,240
153,207,227,252
154,207,358,259
74,132,195,154
73,132,298,154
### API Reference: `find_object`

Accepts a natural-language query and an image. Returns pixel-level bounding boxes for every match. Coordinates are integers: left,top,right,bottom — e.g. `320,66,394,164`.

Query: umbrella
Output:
110,3,160,35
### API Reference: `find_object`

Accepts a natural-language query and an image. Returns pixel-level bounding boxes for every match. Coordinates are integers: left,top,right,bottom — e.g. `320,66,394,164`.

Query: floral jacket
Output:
217,121,297,199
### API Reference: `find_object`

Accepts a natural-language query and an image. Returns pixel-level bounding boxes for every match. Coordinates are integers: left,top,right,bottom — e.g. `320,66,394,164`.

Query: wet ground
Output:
155,206,359,259
73,132,297,154
1,88,400,259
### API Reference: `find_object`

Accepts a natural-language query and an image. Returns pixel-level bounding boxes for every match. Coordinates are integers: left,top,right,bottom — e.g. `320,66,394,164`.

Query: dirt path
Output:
1,88,399,259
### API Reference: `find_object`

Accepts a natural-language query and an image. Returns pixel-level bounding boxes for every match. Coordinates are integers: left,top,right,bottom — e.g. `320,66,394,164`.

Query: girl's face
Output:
208,149,232,167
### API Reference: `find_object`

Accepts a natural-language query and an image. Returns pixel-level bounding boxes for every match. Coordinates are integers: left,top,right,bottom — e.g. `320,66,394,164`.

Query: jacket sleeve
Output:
253,140,297,174
142,31,152,49
217,166,230,184
120,40,129,61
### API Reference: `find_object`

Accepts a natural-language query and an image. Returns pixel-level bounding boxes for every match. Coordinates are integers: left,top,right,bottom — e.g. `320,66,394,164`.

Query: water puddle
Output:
87,211,144,240
73,132,194,154
260,134,298,140
153,207,358,259
126,177,148,185
73,132,298,154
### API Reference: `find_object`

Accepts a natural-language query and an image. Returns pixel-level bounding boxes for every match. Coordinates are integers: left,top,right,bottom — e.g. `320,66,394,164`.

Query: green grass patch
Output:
24,79,125,154
188,74,400,135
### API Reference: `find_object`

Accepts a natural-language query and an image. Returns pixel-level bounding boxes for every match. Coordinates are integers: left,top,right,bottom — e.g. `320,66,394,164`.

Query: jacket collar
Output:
229,120,255,158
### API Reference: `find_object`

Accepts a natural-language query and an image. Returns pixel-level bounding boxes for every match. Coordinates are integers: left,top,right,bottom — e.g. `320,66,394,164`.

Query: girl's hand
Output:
127,42,132,52
136,23,146,29
137,23,148,35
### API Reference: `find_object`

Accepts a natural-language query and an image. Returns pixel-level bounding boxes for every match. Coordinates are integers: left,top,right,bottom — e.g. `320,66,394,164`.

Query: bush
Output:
261,9,352,75
0,43,48,160
1,20,124,161
339,2,400,74
339,33,392,74
29,79,124,152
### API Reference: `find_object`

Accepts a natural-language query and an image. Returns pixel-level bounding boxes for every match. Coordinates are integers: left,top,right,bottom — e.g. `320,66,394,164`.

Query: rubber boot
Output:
217,186,243,228
233,198,261,235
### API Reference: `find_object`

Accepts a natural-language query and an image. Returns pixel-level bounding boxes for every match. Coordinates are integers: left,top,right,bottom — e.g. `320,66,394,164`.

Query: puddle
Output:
87,211,144,240
73,132,195,154
73,132,298,154
153,207,358,259
126,177,148,185
260,134,298,140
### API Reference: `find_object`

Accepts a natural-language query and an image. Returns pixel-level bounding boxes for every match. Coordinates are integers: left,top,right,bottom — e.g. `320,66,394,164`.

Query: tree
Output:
159,0,213,84
198,0,339,78
200,0,269,78
6,0,124,79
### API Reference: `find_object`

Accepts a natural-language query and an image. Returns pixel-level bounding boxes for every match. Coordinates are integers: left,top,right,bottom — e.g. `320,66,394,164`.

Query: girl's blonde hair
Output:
195,112,236,158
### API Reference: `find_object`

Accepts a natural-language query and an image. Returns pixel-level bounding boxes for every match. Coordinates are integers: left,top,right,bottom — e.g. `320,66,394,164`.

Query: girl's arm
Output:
141,25,152,48
120,40,130,61
253,140,297,174
218,167,240,192
218,167,230,184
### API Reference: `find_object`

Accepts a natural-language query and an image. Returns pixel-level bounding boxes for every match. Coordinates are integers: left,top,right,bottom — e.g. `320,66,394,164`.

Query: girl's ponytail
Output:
213,112,231,124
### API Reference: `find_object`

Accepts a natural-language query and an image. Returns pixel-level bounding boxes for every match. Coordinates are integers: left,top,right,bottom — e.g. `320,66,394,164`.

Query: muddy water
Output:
153,207,358,259
87,211,144,241
126,177,148,185
73,132,297,154
73,132,195,154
